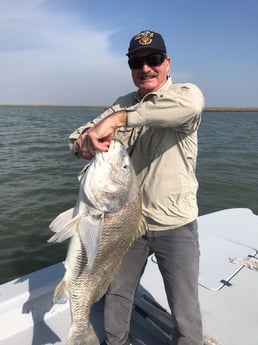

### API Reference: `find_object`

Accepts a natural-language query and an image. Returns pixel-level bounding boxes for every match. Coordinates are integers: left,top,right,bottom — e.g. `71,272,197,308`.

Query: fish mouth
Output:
100,139,123,162
108,139,115,152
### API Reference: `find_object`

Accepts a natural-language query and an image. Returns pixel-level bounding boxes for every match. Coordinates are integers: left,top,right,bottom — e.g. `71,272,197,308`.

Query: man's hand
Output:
87,110,127,152
75,131,95,160
75,110,127,159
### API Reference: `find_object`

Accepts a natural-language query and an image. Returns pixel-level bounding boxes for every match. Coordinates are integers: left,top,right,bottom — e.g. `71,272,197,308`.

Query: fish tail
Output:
136,214,148,238
66,323,99,345
53,280,68,304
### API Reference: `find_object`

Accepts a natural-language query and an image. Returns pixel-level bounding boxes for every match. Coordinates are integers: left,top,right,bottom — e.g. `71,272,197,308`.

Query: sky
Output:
0,0,257,107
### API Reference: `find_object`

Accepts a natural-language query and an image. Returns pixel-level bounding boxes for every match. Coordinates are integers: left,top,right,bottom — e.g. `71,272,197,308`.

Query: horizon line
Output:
0,104,258,112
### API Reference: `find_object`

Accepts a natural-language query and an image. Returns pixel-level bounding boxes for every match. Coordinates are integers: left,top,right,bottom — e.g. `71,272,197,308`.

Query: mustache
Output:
139,73,157,80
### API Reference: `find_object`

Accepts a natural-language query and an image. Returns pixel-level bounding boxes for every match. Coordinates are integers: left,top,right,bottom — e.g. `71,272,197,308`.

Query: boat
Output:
0,208,258,345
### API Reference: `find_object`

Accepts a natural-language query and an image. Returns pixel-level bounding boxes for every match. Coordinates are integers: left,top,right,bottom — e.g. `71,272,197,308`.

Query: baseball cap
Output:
127,30,167,56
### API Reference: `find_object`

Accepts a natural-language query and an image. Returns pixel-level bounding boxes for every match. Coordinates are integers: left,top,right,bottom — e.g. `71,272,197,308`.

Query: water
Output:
0,107,257,284
197,111,258,214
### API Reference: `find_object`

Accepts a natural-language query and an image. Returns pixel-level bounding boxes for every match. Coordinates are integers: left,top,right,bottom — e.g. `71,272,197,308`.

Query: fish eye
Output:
122,164,128,170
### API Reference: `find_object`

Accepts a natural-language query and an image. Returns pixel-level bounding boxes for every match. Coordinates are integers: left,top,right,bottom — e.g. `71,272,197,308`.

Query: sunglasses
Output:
128,53,167,70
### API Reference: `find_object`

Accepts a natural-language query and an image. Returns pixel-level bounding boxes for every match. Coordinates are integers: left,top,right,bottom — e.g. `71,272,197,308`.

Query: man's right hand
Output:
75,131,95,160
75,110,127,160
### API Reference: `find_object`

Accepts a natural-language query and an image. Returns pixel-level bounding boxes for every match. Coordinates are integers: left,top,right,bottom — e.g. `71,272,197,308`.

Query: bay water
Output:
0,107,257,284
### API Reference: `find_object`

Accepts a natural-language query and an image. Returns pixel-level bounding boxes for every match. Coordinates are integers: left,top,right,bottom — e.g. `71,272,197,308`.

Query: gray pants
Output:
103,220,203,345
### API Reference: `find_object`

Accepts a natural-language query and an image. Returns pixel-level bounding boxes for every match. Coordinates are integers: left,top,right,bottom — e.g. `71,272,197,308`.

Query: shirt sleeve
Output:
126,83,205,133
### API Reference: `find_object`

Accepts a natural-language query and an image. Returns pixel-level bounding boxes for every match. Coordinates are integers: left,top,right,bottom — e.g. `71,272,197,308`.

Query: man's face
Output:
129,48,171,97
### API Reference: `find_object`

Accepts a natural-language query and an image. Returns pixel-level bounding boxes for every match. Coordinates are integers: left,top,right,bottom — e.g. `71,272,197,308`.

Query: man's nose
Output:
142,62,151,72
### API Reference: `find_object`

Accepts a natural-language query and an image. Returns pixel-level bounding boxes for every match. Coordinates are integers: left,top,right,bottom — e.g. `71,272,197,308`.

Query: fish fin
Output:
48,210,80,243
78,213,104,271
135,214,148,239
77,162,91,182
53,280,68,304
67,323,99,345
49,208,75,233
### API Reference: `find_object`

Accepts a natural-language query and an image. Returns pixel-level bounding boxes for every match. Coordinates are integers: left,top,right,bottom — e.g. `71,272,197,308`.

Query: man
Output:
69,30,204,345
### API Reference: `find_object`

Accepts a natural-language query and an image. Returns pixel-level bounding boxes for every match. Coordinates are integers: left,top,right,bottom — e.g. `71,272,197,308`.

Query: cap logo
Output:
135,30,154,46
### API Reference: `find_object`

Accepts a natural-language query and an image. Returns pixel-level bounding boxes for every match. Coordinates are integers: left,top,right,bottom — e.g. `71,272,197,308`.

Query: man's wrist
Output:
112,110,127,128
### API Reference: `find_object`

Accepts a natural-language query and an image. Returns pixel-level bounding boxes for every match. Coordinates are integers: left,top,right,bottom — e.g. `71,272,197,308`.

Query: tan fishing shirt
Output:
69,78,205,230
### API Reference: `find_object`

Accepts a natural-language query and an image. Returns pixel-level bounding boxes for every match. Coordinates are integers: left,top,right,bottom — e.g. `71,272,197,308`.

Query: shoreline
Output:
204,107,258,112
0,104,258,112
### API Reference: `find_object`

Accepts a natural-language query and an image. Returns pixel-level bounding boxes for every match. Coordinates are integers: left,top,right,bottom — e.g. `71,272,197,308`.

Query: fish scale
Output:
48,139,147,345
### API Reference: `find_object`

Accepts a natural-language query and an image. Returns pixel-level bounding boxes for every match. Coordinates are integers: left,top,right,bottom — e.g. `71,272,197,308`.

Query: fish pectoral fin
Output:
53,280,68,304
78,213,104,271
48,210,80,243
49,208,75,233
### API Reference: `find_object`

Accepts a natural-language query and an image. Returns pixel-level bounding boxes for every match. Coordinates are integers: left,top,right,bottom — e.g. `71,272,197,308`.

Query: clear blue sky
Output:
0,0,257,107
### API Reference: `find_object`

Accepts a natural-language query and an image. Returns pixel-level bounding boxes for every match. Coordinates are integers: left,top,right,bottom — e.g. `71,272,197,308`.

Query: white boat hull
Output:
0,208,258,345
